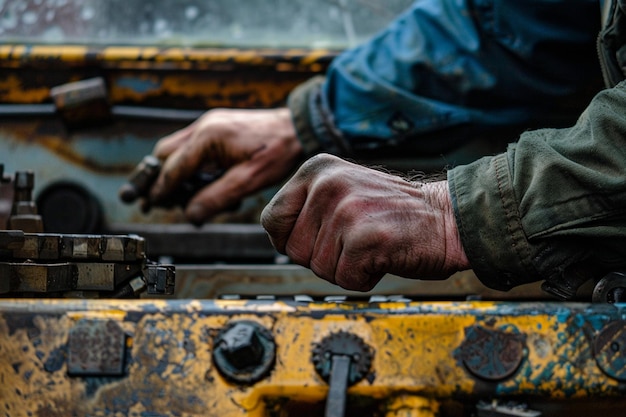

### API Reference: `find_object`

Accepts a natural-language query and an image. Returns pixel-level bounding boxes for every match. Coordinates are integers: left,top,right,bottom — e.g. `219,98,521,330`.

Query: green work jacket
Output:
448,0,626,296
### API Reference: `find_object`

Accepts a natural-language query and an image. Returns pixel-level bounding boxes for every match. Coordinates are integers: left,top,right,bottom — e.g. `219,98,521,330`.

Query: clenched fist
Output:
261,154,470,291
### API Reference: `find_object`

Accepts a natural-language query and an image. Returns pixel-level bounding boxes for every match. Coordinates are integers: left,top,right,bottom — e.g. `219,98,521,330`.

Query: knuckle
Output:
297,153,341,178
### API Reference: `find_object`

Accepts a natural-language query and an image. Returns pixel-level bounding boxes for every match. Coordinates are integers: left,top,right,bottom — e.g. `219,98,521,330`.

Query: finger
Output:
183,162,264,224
335,250,385,292
281,194,323,269
153,125,194,159
260,180,310,255
307,218,342,286
149,131,209,203
261,154,342,253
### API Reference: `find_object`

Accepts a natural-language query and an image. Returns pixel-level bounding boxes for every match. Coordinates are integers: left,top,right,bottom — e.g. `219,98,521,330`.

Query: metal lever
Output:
326,355,351,417
119,154,226,216
312,331,373,417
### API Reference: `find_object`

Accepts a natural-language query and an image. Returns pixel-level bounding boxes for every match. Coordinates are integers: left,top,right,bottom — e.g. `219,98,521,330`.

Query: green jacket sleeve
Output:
448,81,626,293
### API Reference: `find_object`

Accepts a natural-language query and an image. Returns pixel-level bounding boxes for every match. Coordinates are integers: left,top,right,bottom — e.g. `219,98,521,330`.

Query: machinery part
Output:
67,319,126,376
0,164,13,229
107,223,277,263
0,258,173,296
593,320,626,381
49,77,112,128
0,229,25,250
36,181,103,234
3,232,146,262
460,325,526,381
119,154,225,214
212,320,276,385
9,170,43,233
384,395,440,417
312,331,374,417
0,262,75,293
0,230,174,297
118,155,161,204
0,165,174,298
592,271,626,303
476,400,541,417
146,264,176,295
2,300,626,416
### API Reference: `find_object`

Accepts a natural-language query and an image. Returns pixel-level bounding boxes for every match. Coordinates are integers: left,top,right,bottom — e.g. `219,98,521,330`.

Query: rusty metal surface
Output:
0,45,334,108
0,44,331,228
67,319,126,376
1,299,626,416
0,230,174,297
164,265,568,300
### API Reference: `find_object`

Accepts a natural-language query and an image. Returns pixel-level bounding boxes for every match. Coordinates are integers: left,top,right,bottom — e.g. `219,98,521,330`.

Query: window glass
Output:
0,0,415,49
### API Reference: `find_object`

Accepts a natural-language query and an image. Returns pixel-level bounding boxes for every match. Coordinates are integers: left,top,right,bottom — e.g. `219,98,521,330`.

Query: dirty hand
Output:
260,154,470,291
149,108,302,225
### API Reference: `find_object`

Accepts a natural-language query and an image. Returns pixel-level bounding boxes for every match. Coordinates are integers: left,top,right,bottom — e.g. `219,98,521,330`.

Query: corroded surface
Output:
1,299,625,416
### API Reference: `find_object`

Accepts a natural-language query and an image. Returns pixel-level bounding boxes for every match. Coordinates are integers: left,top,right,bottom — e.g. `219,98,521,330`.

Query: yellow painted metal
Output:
0,44,334,108
0,45,336,69
1,299,624,416
384,395,440,417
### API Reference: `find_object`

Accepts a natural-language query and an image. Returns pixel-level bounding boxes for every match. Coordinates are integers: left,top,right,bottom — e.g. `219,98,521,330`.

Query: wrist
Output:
421,180,471,272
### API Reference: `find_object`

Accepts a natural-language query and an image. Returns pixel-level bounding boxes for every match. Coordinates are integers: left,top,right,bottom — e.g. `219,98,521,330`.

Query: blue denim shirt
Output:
289,0,602,160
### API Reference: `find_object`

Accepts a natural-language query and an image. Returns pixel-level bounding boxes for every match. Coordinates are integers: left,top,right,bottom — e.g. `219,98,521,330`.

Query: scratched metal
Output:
593,320,626,381
67,319,126,376
460,325,525,381
1,299,626,416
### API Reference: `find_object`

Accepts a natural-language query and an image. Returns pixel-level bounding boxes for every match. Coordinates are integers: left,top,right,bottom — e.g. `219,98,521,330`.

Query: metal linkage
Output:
0,230,174,297
0,164,174,298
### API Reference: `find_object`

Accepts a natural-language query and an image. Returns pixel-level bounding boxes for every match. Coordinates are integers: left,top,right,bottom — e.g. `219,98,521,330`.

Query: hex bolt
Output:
212,320,276,385
219,322,265,369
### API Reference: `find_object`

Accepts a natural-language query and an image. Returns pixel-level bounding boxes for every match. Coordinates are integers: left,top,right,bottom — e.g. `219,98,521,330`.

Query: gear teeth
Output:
311,331,373,385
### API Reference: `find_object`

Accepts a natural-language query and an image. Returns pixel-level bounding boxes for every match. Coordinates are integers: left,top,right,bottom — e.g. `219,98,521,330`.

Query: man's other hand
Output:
149,108,303,225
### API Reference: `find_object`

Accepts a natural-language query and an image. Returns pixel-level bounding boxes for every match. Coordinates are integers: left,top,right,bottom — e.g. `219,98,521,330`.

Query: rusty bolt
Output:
594,320,626,381
460,325,526,381
212,320,276,385
220,322,264,369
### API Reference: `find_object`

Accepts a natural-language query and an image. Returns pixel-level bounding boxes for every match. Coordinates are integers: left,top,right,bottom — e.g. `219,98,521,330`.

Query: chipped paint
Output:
1,300,626,415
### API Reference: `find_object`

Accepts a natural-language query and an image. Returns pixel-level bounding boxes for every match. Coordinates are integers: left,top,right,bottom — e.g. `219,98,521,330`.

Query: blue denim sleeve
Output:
290,0,602,157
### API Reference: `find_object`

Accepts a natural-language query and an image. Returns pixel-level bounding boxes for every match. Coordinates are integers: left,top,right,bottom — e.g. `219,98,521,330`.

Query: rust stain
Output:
0,74,50,103
0,45,335,69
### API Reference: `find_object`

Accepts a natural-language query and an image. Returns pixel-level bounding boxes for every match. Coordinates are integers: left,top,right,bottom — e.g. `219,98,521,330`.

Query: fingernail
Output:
186,203,206,226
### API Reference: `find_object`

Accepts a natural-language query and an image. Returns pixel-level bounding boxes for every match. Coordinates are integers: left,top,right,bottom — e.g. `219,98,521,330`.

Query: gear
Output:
311,331,373,385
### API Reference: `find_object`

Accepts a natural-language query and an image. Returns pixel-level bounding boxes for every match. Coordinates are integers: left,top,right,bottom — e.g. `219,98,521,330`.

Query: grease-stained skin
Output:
1,299,625,416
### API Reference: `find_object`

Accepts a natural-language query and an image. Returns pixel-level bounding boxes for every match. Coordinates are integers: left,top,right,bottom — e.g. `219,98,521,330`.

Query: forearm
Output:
289,0,602,158
449,81,626,291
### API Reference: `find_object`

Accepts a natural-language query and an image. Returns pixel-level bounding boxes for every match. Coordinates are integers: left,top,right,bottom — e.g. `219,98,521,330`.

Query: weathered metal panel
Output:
1,299,625,416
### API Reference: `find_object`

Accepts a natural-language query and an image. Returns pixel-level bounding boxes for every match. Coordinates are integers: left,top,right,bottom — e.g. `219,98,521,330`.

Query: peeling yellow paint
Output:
1,300,623,416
